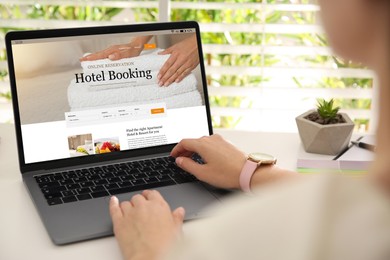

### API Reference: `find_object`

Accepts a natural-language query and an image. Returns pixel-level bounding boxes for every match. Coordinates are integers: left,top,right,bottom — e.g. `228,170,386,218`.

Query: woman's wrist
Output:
130,36,153,48
249,164,277,190
249,165,297,190
128,41,144,50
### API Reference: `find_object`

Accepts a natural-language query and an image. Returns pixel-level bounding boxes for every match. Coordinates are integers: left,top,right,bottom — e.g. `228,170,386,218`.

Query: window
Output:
0,0,376,132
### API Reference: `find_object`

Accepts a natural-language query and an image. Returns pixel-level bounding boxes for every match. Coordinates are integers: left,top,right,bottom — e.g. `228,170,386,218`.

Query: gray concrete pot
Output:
295,110,354,155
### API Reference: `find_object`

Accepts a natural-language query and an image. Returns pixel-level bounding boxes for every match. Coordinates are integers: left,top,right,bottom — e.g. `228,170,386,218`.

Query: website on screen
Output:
12,29,209,163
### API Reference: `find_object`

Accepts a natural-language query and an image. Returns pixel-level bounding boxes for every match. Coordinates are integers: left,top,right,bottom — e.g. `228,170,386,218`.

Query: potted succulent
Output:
296,99,355,155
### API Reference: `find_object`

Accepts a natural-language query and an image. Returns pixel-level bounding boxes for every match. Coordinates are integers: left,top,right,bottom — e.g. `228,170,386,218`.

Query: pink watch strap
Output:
239,160,259,193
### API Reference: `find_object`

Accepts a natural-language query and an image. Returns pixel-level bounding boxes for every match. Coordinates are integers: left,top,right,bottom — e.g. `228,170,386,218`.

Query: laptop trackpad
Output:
114,183,220,220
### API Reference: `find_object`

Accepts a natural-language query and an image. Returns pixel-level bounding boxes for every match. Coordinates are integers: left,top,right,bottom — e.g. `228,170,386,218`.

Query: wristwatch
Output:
239,152,277,193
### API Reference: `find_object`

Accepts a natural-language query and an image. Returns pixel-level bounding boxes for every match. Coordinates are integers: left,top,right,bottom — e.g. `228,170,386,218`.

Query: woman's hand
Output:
170,134,247,189
80,43,143,61
80,36,152,61
110,190,185,260
157,34,199,87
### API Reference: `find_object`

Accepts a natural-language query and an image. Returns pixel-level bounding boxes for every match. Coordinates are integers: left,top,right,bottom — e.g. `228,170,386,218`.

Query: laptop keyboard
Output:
34,156,199,206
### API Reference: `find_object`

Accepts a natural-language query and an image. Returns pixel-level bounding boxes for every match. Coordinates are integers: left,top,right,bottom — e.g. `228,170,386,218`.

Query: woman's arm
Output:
80,35,153,61
170,134,299,191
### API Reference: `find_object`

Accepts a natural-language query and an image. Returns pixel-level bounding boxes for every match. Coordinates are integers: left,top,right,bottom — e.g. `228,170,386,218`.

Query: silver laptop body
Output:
5,21,227,245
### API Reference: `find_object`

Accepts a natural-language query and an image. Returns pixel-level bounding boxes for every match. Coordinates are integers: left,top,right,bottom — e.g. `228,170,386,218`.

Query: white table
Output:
0,123,332,260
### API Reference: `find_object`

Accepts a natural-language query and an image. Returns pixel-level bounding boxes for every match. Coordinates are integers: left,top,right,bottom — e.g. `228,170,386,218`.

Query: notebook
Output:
297,135,375,174
5,21,225,245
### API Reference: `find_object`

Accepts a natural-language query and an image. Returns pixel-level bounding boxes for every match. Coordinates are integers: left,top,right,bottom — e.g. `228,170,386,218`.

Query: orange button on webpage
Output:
144,43,156,50
151,108,165,114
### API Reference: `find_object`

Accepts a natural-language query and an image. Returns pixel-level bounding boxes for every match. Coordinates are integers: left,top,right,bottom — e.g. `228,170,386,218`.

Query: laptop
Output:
5,21,226,245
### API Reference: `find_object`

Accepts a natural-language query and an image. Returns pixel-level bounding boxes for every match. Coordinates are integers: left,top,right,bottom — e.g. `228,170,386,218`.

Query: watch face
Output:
248,152,275,163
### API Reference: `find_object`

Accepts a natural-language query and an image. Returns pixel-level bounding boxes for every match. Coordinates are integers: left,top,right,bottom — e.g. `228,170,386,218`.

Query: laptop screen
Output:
8,23,211,165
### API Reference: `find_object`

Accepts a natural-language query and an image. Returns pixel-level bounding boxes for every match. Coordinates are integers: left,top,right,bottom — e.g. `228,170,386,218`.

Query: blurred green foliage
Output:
0,0,372,130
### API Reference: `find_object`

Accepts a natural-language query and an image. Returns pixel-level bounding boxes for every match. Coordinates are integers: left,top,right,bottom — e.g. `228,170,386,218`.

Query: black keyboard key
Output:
44,192,63,199
38,173,54,178
167,156,176,163
146,171,159,177
59,179,74,185
118,181,133,188
77,194,92,201
109,180,176,195
109,186,133,195
79,169,91,176
47,198,63,206
76,187,91,194
129,161,141,168
65,183,81,190
126,168,140,174
62,174,71,180
170,167,187,174
114,171,127,177
154,157,166,164
94,169,105,175
144,177,159,184
141,160,154,166
100,173,114,179
107,177,121,184
91,191,109,198
42,186,66,195
133,173,147,180
111,169,119,175
90,185,106,193
140,166,153,173
165,162,177,168
94,179,108,185
114,165,127,171
104,183,119,190
73,177,88,183
120,175,134,181
62,196,77,203
39,181,60,189
80,181,94,188
86,175,101,181
119,163,131,170
102,167,112,173
159,169,171,175
36,176,51,184
52,175,64,181
66,172,78,179
131,179,146,186
157,175,171,182
152,165,165,171
62,190,77,197
171,175,193,184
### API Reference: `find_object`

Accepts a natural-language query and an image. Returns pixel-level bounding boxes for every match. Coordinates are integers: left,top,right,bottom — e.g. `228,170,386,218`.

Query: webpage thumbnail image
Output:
68,134,121,157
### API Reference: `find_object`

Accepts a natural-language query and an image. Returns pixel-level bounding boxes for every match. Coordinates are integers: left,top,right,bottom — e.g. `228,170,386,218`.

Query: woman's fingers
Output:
142,189,164,201
175,156,206,179
172,207,185,228
80,43,143,61
109,196,123,222
80,50,111,61
157,49,176,84
170,138,201,158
